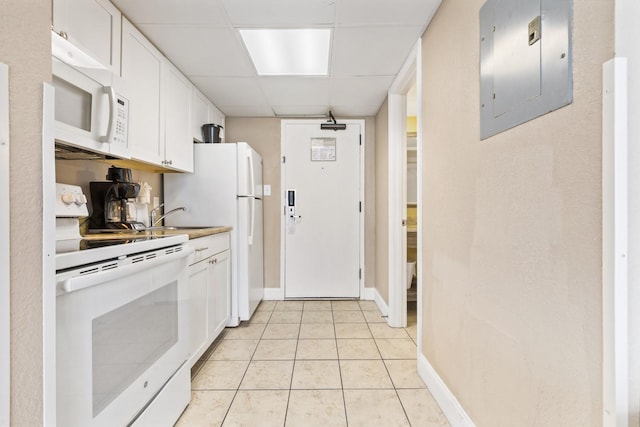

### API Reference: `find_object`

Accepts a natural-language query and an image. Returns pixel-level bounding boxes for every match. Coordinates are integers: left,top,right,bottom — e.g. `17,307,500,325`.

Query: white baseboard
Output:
372,288,389,316
263,287,284,301
361,286,375,301
266,287,379,302
417,352,475,427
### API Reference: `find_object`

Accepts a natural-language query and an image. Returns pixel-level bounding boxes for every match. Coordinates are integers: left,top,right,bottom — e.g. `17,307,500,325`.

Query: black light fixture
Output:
320,111,347,131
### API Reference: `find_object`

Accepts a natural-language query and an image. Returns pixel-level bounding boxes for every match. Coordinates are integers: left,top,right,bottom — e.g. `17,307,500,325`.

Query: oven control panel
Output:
56,183,88,217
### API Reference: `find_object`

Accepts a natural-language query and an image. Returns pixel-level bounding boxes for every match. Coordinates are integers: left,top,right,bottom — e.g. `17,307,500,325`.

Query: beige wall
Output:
1,0,51,424
375,100,389,303
56,160,163,215
225,118,282,289
420,0,612,425
225,117,377,291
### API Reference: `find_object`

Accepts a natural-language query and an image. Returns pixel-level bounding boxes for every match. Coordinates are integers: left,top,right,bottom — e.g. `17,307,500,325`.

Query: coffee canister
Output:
202,123,223,143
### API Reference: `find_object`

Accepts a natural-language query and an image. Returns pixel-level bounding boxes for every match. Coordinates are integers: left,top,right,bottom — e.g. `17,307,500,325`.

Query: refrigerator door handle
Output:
248,196,255,246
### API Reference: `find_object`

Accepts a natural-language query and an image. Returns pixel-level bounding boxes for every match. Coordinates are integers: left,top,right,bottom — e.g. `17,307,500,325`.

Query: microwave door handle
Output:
99,86,115,143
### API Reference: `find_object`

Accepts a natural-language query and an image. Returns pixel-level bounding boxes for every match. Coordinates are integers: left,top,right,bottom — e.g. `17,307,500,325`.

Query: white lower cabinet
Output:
187,233,231,367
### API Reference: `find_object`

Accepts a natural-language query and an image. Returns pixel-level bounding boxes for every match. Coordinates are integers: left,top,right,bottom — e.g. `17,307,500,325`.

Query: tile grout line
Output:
331,303,350,427
281,307,303,427
220,305,273,426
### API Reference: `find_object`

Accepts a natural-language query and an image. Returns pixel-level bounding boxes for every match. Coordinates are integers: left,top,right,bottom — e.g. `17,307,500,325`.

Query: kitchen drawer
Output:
188,233,230,265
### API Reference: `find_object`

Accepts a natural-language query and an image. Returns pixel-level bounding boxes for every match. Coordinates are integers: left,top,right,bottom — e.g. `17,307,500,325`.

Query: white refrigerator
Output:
164,142,264,326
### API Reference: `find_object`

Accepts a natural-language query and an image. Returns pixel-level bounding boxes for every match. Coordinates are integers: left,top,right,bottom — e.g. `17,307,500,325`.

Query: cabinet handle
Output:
195,247,209,252
58,30,68,40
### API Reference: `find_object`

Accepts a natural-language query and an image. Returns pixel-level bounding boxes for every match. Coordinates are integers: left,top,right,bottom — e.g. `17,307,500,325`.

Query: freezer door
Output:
237,142,263,198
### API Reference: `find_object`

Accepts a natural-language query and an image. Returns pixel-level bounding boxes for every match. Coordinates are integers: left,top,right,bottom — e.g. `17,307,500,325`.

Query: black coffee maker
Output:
89,167,145,230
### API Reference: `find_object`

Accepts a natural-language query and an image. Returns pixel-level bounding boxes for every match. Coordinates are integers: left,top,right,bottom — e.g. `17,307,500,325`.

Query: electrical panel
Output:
480,0,573,139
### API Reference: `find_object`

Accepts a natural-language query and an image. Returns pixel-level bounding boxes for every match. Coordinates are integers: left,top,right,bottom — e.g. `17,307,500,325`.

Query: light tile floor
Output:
176,300,450,427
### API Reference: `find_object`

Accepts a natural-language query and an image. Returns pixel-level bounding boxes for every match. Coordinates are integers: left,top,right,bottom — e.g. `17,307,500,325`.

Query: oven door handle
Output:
59,246,194,293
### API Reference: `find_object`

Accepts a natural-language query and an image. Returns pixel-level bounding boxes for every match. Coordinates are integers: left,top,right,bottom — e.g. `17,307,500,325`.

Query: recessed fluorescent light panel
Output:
239,29,331,76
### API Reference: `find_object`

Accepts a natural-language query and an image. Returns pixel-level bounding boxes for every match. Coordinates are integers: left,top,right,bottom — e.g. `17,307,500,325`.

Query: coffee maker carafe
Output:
89,167,145,230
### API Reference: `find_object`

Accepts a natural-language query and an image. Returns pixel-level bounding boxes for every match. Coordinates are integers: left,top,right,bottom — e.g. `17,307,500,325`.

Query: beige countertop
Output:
82,226,232,240
153,226,232,239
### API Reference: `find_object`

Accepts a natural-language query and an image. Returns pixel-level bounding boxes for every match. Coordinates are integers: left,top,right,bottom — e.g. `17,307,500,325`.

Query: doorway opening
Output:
406,83,418,327
387,39,422,341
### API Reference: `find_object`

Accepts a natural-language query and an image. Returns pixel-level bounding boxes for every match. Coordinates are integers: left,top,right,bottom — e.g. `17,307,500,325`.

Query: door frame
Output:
387,39,422,331
279,119,366,299
0,63,9,427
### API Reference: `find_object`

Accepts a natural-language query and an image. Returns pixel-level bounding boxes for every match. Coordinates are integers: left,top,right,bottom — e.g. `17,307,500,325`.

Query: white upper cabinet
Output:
52,0,121,85
163,61,193,172
191,88,226,143
121,17,164,166
191,89,209,143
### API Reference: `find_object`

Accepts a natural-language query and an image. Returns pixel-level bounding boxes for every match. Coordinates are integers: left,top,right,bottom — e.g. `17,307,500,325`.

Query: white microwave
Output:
52,58,130,158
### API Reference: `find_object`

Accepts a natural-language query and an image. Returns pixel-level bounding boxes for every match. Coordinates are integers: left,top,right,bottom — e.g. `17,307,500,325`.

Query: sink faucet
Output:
150,204,186,227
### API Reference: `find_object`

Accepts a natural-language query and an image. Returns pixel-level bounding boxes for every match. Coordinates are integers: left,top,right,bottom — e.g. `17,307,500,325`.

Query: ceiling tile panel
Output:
222,0,336,26
137,25,254,77
218,105,276,117
329,76,394,108
330,104,382,116
331,26,423,77
112,0,228,25
337,0,440,26
259,78,330,106
190,76,268,107
272,105,329,117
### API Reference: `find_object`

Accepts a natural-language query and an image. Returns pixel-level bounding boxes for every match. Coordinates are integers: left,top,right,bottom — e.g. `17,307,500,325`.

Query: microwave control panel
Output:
113,94,129,146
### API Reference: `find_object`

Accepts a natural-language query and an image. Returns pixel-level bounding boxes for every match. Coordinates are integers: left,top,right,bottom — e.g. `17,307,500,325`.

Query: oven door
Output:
56,247,192,427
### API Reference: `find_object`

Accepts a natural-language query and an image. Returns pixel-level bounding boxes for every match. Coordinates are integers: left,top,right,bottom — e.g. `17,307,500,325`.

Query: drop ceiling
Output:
110,0,440,118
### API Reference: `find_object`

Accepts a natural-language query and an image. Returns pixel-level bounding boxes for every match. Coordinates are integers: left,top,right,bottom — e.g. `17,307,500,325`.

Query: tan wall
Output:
225,118,282,289
56,160,163,215
1,0,51,424
375,99,389,303
420,0,612,425
225,117,377,291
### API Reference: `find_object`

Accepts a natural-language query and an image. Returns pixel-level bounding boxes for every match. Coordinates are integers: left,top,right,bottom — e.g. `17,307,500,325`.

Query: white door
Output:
282,120,362,298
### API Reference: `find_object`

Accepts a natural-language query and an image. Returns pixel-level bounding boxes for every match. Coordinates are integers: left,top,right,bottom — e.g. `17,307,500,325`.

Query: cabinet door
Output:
187,259,209,367
208,102,225,143
163,62,193,172
191,89,209,142
121,18,163,166
209,249,231,342
52,0,120,84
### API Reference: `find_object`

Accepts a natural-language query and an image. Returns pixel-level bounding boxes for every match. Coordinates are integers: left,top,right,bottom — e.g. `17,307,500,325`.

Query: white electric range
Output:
54,183,192,427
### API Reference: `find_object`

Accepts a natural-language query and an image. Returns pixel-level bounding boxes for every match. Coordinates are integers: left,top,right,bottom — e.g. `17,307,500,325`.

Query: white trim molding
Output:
360,287,376,301
42,82,57,426
387,38,422,328
263,287,285,301
418,353,476,427
602,57,629,427
0,62,10,427
372,288,389,317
